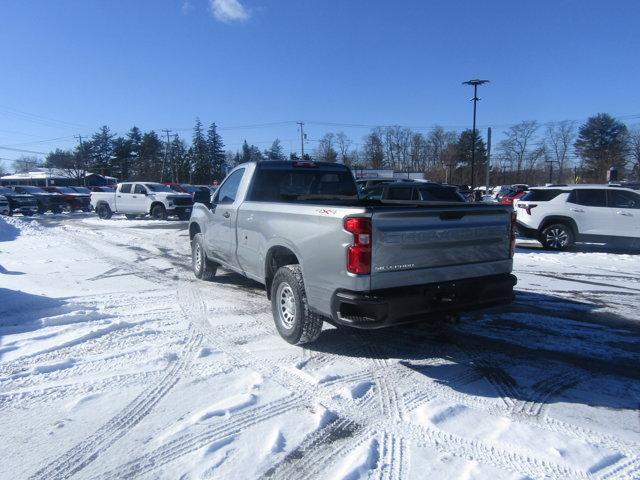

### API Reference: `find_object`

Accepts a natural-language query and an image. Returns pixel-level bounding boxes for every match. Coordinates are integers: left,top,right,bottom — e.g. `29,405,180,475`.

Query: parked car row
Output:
0,185,96,215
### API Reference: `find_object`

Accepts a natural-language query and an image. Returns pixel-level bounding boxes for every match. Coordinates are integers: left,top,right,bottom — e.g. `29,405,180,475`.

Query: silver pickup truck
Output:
189,161,517,344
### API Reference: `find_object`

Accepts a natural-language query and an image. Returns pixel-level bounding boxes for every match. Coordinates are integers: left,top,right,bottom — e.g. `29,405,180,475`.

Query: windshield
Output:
248,169,358,202
182,185,205,193
72,187,91,194
144,183,174,193
0,187,12,194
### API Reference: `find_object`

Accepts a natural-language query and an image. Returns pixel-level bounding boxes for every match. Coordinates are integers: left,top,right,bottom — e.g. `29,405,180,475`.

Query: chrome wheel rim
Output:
546,228,568,249
277,282,296,329
194,243,202,272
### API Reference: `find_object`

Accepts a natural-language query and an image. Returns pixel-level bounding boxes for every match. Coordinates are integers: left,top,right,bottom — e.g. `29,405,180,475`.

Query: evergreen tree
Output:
170,136,189,183
207,122,225,180
574,113,628,182
87,125,115,175
139,131,164,181
456,129,487,186
266,139,285,161
127,127,142,178
112,137,132,180
240,139,264,162
191,118,210,184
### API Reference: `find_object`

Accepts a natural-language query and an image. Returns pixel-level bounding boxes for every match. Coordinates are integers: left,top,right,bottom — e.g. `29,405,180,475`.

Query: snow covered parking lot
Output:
0,214,639,480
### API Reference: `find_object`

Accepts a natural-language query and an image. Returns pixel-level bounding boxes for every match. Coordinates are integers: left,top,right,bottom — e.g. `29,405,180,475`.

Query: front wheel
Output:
192,233,217,280
271,265,323,345
540,223,574,250
151,204,167,220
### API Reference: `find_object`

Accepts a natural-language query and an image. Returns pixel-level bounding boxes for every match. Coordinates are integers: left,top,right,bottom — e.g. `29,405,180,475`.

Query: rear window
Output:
520,189,564,202
248,169,357,202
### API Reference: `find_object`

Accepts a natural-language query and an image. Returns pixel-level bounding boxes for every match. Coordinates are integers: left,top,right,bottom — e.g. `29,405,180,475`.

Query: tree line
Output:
4,113,639,186
313,113,640,185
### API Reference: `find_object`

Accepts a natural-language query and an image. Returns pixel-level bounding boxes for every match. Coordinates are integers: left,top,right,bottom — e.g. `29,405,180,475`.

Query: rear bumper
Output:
516,221,539,239
330,273,517,328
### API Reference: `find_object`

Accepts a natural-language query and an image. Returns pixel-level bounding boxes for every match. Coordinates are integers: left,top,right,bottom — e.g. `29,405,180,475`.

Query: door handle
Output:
132,195,137,198
569,208,584,213
616,211,632,217
117,195,122,198
222,211,231,219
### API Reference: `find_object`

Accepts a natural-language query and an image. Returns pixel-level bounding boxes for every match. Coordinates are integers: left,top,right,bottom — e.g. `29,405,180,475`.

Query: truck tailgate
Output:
370,205,512,290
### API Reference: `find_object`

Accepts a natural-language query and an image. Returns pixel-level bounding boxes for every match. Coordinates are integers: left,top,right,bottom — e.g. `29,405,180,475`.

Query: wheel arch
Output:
264,245,300,300
149,201,166,214
540,216,579,237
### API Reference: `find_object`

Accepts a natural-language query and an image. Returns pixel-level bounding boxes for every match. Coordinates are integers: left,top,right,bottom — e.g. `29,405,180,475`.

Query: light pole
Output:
462,79,489,192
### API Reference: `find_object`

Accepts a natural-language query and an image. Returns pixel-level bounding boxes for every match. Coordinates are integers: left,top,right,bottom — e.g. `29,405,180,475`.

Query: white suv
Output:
515,185,640,250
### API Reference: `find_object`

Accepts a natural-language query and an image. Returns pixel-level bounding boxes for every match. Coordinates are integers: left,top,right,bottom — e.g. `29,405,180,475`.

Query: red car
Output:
42,186,91,211
499,188,528,205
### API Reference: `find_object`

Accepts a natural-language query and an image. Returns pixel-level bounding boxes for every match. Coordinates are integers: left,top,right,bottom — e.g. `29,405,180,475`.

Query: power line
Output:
0,145,48,155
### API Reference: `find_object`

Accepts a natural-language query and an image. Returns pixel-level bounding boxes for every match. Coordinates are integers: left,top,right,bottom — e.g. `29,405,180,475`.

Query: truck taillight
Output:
510,211,517,258
344,217,371,275
517,203,537,215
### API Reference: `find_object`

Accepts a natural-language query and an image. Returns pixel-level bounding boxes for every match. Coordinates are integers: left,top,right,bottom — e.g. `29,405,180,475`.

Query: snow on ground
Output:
0,214,639,480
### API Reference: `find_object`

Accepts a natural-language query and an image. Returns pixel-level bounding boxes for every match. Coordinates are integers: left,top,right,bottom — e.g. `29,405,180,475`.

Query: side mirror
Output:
193,190,211,205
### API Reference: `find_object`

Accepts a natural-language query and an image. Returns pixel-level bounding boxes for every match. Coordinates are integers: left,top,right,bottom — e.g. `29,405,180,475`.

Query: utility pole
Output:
74,134,85,186
485,127,492,193
161,129,172,183
462,79,489,191
297,121,305,160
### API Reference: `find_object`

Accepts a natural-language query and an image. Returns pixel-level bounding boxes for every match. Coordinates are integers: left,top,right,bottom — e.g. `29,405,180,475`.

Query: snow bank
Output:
0,216,47,239
0,216,20,242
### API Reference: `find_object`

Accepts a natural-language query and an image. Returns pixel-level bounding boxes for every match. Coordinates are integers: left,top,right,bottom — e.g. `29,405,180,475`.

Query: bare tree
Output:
12,155,42,173
314,133,338,163
545,121,576,183
335,132,352,165
425,126,458,180
501,121,539,181
362,130,384,169
628,127,640,180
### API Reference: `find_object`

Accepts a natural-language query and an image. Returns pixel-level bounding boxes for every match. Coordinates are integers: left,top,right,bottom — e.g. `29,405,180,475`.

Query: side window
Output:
215,169,245,204
363,187,383,200
608,190,640,209
387,187,412,200
120,184,132,194
134,184,146,194
571,189,606,207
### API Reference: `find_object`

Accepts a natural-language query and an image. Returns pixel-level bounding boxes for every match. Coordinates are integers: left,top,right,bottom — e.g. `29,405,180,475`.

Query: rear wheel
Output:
51,206,62,214
540,223,574,250
97,204,113,219
37,203,45,214
192,233,217,280
151,204,167,220
271,265,323,345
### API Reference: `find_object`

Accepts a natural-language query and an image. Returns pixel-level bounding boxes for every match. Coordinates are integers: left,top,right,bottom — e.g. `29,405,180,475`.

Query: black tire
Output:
6,209,13,217
192,233,217,280
540,223,574,250
178,212,191,221
97,204,113,220
271,265,323,345
151,204,167,220
37,203,45,215
125,214,137,220
51,206,63,214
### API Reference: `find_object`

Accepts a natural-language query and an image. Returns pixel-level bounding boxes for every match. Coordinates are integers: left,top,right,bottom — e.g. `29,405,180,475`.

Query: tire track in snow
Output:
99,396,302,480
29,326,202,480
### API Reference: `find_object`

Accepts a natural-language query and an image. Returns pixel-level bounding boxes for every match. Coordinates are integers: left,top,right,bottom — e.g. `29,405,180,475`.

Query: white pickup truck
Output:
91,182,194,220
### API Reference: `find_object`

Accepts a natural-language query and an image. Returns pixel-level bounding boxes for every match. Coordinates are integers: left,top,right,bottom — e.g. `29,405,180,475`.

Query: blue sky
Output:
1,0,639,166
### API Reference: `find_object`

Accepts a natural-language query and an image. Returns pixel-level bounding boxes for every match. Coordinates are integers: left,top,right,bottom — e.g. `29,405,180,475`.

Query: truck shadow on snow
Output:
308,291,640,412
